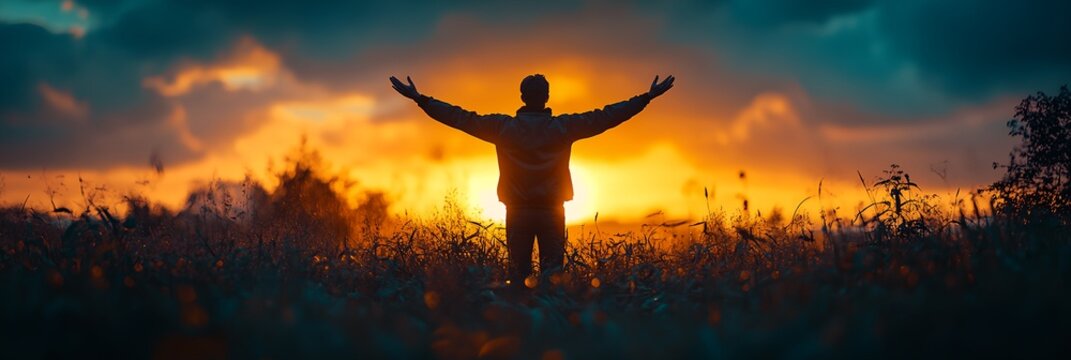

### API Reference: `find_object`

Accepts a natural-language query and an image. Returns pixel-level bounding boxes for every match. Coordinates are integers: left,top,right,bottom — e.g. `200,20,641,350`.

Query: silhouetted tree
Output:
266,139,357,253
990,85,1071,222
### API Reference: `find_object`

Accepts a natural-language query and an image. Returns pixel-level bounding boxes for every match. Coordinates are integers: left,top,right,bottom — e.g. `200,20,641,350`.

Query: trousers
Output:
505,204,566,287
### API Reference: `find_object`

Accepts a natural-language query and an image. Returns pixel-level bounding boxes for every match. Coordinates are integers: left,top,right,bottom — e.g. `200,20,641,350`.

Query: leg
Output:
505,206,536,289
535,205,567,278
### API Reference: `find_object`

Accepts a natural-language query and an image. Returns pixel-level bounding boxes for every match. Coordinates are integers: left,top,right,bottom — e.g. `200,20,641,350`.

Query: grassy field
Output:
0,156,1068,359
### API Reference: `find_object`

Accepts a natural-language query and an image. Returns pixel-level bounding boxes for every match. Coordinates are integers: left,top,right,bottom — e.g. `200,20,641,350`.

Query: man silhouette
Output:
390,73,674,289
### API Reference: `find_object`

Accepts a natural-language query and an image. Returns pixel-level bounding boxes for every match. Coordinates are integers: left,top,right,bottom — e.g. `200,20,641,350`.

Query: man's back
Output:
415,94,653,206
495,110,576,206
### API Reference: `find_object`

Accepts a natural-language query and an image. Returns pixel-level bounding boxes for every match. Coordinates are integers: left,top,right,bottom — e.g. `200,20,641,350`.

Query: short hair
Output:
520,74,549,105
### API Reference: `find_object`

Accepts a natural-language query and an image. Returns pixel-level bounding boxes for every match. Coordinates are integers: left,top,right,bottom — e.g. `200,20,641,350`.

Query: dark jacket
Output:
416,93,652,206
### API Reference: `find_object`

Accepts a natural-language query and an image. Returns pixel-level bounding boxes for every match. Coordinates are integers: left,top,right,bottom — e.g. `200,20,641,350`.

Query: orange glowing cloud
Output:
716,93,801,145
165,105,203,152
143,38,284,97
37,82,88,119
817,97,1017,144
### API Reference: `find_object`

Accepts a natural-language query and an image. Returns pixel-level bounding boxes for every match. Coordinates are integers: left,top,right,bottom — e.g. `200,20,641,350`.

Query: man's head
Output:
520,74,549,107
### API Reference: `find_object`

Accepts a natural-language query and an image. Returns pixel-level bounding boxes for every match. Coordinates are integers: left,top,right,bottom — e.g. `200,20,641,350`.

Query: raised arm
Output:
390,76,506,143
560,75,674,141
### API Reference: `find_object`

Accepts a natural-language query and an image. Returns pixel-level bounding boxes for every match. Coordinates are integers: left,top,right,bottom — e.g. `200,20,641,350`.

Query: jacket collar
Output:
516,105,552,115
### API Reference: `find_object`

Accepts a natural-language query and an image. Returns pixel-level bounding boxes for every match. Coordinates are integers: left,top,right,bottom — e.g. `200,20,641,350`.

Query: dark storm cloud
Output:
674,0,1070,118
728,0,874,26
0,23,75,112
193,0,585,91
93,1,235,62
81,0,583,89
877,0,1071,97
0,17,188,168
0,18,185,169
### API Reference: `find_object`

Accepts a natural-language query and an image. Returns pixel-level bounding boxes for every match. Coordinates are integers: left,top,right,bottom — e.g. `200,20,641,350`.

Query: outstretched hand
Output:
390,76,421,100
648,75,675,98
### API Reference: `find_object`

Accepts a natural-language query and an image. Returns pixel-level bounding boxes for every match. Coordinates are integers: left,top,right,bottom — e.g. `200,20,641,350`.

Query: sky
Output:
1,0,1069,224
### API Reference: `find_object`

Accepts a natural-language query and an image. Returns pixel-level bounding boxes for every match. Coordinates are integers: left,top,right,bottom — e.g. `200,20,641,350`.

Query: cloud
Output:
727,0,875,26
659,0,1069,119
714,92,801,145
37,82,88,120
142,38,284,97
0,23,75,113
877,0,1071,97
164,105,202,152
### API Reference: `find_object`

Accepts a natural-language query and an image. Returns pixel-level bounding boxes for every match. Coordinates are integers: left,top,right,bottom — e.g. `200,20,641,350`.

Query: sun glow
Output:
563,162,598,224
467,162,598,225
468,168,504,222
269,94,376,123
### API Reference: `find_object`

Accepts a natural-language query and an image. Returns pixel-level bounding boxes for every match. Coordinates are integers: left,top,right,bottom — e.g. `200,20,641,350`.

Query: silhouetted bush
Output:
990,85,1071,223
264,141,359,255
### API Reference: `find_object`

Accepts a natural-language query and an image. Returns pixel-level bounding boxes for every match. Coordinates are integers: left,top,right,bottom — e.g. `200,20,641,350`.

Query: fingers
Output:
651,75,674,90
660,76,675,93
390,76,413,88
390,75,419,98
661,75,675,86
647,75,675,97
390,76,412,97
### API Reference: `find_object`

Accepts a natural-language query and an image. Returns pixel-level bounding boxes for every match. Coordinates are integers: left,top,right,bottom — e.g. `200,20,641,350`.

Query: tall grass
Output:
0,153,1068,359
